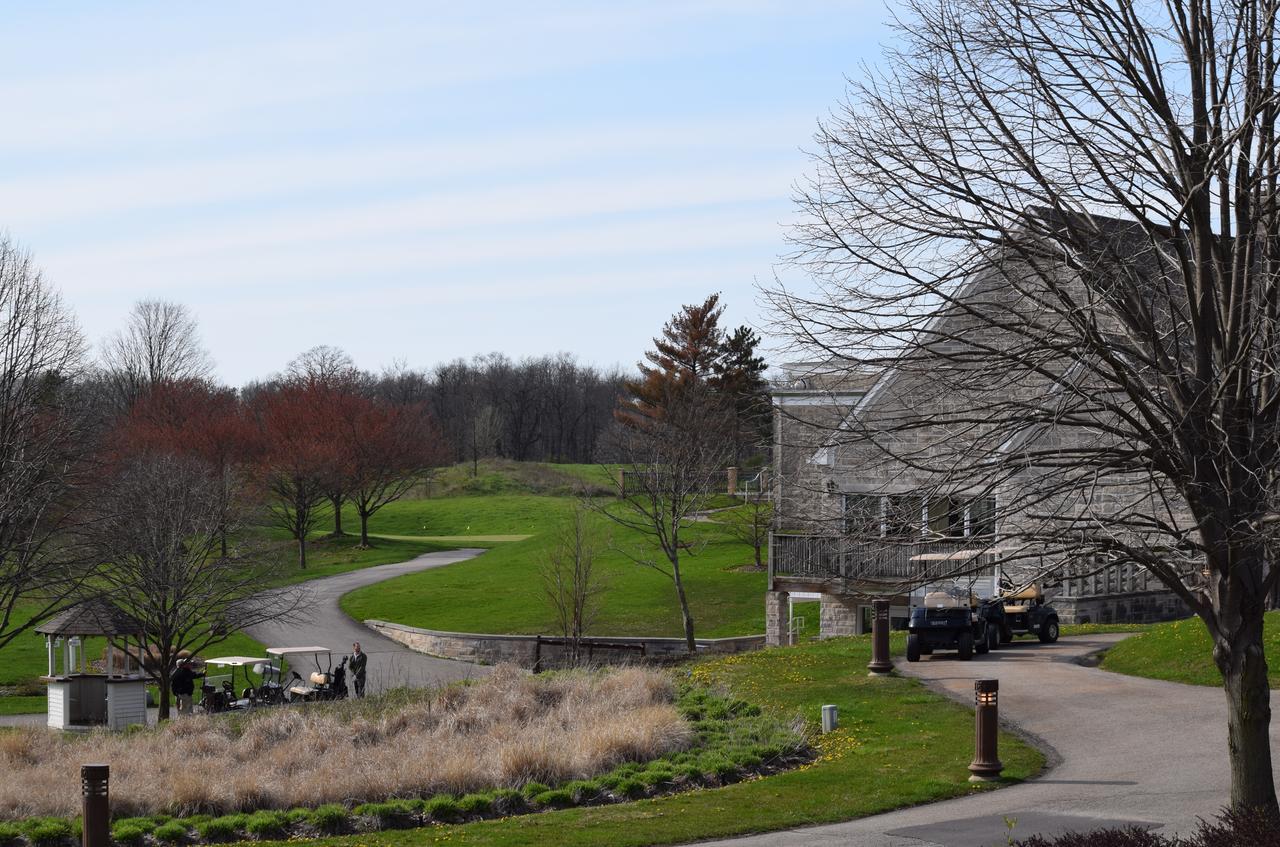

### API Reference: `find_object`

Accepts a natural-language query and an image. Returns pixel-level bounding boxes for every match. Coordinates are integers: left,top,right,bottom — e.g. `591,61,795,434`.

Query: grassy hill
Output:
340,494,768,638
1100,612,1280,688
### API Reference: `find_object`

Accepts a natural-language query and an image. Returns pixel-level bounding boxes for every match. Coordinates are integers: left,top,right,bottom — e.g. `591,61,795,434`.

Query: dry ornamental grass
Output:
0,665,689,818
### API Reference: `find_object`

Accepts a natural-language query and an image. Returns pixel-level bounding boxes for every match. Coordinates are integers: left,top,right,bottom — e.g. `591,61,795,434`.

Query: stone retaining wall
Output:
365,620,765,669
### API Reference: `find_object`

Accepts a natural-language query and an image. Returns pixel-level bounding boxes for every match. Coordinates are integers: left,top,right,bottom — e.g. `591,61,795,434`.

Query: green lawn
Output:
341,496,769,638
288,635,1042,847
1100,612,1280,688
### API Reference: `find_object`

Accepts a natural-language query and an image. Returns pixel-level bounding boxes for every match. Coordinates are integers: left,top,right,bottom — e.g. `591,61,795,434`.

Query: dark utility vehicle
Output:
906,592,1000,661
991,585,1060,643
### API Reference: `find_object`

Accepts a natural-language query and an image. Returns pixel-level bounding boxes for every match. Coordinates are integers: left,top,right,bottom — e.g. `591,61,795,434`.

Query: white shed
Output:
36,599,148,731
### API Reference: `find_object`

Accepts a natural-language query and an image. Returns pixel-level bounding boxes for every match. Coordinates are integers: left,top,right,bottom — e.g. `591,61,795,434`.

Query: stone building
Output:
764,240,1194,646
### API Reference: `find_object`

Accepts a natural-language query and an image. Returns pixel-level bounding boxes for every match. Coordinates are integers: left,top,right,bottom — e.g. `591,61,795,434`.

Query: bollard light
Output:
821,704,838,733
968,679,1003,782
867,598,893,675
81,764,109,847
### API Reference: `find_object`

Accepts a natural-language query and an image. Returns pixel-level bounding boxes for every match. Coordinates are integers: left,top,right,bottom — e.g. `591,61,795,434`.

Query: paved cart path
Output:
244,547,491,694
696,633,1273,847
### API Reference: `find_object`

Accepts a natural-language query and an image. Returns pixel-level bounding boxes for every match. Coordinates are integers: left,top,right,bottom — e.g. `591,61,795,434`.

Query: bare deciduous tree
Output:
0,236,92,649
720,494,772,570
773,0,1280,811
599,389,732,652
86,452,301,720
102,300,213,407
539,503,608,664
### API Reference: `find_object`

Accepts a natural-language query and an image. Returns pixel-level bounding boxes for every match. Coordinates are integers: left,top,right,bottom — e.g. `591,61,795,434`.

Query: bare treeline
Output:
371,353,627,467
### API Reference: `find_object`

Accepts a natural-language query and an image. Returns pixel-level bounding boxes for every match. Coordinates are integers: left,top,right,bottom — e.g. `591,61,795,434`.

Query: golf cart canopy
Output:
266,646,330,656
204,656,270,667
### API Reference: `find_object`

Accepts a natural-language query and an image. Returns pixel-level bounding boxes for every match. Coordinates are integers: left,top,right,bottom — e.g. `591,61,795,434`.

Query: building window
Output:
842,493,996,539
969,497,997,536
842,494,880,536
884,494,920,538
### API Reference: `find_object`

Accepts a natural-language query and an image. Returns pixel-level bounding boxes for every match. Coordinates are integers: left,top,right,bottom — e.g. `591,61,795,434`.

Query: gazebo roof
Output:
34,599,143,637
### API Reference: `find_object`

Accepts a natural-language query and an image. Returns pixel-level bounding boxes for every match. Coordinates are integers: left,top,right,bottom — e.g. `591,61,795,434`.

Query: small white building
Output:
36,599,148,731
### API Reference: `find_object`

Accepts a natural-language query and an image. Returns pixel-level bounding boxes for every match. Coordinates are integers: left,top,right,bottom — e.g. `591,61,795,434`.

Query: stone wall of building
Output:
819,594,859,638
765,590,789,647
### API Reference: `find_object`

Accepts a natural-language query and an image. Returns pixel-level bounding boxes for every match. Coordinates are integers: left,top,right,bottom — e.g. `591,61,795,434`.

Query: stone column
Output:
820,593,859,639
765,590,789,647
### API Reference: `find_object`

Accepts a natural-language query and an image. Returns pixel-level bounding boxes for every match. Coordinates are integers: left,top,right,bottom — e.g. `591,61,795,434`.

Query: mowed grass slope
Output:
1100,612,1280,688
341,495,768,638
291,636,1043,847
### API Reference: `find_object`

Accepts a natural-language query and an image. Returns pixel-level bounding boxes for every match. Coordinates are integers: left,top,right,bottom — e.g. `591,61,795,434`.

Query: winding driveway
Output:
245,547,491,695
699,633,1273,847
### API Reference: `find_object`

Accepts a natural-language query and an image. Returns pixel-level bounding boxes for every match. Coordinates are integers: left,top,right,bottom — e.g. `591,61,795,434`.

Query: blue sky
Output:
0,2,887,385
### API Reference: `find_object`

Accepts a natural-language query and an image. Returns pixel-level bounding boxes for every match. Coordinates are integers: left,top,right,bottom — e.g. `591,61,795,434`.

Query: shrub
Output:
563,780,599,803
110,824,150,846
111,819,156,837
152,822,188,844
353,802,416,830
456,794,493,817
22,818,74,847
0,823,21,847
195,816,244,843
531,789,574,809
596,774,623,790
243,811,288,840
308,805,350,835
730,750,763,769
613,778,646,799
520,781,550,800
703,757,740,781
675,763,704,782
488,788,524,814
422,795,460,823
284,809,311,824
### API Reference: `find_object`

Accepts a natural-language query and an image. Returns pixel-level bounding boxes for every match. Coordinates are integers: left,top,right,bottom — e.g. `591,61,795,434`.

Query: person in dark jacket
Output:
349,642,367,698
171,659,202,715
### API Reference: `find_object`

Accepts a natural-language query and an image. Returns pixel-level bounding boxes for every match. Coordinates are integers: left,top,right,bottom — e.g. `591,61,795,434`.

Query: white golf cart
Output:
266,646,350,703
200,656,271,712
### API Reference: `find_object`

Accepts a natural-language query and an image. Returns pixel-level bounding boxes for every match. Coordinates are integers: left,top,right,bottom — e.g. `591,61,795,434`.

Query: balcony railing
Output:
770,532,1000,584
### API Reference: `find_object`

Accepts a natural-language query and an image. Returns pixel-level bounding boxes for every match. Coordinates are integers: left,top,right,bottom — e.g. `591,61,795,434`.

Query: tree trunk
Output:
1218,621,1279,814
298,534,307,569
331,494,345,536
671,558,697,652
359,510,371,547
158,667,171,721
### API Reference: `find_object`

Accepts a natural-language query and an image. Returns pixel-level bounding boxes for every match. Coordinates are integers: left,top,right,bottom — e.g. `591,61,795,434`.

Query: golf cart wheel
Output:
957,631,974,660
975,630,990,654
906,634,921,662
987,626,1000,652
1038,618,1060,643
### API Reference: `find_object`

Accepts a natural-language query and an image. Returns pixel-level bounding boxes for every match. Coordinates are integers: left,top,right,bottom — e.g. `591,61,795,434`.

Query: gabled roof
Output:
34,598,144,637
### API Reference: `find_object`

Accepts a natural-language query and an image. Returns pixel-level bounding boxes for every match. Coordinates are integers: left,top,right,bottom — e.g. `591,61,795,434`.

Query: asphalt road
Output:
695,633,1269,847
245,547,491,694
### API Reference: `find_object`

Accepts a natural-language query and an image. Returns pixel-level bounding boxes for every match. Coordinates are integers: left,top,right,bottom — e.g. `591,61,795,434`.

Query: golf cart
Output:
906,591,999,662
992,585,1060,643
266,646,349,703
200,656,270,712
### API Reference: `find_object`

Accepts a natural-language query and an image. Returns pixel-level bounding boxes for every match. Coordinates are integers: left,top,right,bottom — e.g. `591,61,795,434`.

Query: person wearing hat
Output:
171,659,202,715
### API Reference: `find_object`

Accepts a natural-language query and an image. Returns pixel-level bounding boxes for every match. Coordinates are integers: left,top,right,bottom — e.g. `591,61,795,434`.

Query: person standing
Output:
171,659,201,715
349,642,367,698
